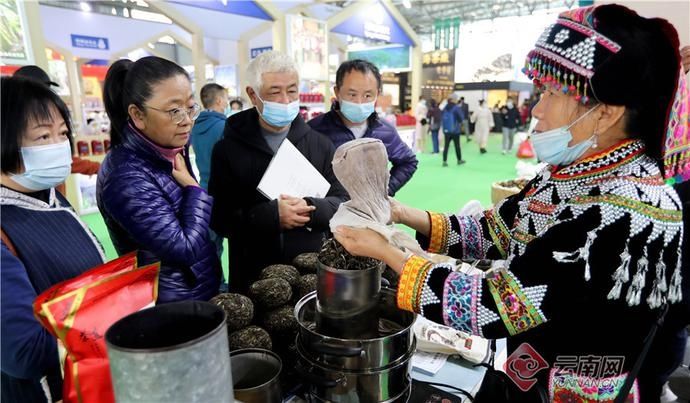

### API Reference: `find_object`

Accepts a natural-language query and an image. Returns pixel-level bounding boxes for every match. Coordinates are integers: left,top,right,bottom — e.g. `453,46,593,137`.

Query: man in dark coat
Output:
501,97,521,154
209,51,348,293
458,96,470,141
308,59,417,196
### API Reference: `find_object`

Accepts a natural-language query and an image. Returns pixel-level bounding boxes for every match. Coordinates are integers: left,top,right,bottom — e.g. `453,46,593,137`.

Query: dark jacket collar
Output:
120,122,191,170
225,107,311,155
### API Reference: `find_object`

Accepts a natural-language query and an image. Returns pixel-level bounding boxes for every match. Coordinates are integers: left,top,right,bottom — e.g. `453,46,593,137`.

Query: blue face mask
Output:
256,94,299,127
11,141,73,191
530,106,599,166
340,99,376,124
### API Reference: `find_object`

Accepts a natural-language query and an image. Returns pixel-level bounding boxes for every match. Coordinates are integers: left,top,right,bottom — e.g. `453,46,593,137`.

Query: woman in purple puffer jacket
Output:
97,57,220,303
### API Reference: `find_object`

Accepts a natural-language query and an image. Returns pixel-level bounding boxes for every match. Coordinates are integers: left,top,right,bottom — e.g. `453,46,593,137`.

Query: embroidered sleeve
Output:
415,212,492,259
482,209,512,259
396,254,546,338
427,212,450,254
415,194,523,260
397,255,439,312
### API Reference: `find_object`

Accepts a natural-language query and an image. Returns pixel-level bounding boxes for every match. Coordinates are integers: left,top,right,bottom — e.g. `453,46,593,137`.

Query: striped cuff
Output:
428,212,450,254
397,255,434,313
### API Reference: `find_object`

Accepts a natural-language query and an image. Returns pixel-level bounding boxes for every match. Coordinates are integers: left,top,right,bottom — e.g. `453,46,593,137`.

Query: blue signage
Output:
71,35,109,50
250,46,273,59
331,1,413,46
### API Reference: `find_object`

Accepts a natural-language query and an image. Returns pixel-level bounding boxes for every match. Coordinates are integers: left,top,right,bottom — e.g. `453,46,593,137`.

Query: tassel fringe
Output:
626,247,649,306
668,255,683,303
607,246,631,300
646,259,667,309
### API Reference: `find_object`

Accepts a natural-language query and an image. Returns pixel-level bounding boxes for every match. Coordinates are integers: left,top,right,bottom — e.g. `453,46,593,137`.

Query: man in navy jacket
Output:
308,60,418,196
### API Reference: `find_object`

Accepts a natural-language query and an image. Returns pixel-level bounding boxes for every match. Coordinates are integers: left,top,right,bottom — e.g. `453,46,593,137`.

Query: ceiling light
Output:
80,2,91,12
221,0,228,5
130,9,172,23
402,0,411,9
158,35,176,45
492,4,501,11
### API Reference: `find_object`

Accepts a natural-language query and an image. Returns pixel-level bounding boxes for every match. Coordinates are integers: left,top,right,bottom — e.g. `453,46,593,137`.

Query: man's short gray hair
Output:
246,51,299,92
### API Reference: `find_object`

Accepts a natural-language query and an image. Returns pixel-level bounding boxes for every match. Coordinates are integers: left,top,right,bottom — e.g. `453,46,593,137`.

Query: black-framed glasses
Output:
145,103,201,124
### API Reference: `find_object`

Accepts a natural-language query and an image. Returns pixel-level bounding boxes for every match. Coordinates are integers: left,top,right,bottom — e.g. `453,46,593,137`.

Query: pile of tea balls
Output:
210,253,319,359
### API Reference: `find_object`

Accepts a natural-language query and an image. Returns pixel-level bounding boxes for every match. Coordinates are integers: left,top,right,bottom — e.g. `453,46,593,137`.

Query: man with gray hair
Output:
208,51,348,293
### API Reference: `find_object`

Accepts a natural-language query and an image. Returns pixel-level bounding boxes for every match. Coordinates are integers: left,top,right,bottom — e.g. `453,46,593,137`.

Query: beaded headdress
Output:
523,6,620,105
526,6,690,184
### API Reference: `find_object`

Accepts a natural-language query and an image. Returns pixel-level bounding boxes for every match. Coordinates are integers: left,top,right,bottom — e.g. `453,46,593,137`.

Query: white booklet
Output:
411,351,448,375
257,139,331,200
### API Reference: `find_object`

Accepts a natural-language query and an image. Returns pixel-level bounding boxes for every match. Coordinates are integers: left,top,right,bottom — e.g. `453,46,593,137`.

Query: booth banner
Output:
331,1,414,46
453,12,563,83
422,50,455,88
0,0,32,64
433,18,460,50
286,14,327,81
348,45,411,72
422,49,455,68
250,46,272,59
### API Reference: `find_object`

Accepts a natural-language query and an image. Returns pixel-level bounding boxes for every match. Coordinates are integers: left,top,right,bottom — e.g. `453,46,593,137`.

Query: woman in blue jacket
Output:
1,77,105,402
98,57,220,303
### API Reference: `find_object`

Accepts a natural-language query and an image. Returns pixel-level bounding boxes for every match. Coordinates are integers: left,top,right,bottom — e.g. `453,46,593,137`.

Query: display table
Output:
396,125,416,150
411,339,507,402
283,340,507,403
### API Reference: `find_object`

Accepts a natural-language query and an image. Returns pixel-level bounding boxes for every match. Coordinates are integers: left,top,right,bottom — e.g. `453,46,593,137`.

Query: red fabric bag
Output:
517,139,536,159
33,253,159,403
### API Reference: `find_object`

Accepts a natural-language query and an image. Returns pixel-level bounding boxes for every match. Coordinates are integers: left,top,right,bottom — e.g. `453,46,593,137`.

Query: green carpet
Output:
396,133,520,213
82,133,520,275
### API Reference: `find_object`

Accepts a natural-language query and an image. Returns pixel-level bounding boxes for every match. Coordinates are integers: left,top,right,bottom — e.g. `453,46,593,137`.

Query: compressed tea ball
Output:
296,274,317,300
292,253,320,274
319,238,380,271
228,326,272,351
262,305,299,334
249,278,292,308
210,293,253,331
260,265,301,288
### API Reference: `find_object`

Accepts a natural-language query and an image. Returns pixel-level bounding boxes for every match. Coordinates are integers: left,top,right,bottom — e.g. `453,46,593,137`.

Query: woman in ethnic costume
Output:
335,5,688,402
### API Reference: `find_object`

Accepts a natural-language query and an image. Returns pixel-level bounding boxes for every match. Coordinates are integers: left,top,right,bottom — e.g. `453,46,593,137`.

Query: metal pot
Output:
230,348,282,403
296,341,413,403
316,261,384,339
295,289,415,371
105,301,232,403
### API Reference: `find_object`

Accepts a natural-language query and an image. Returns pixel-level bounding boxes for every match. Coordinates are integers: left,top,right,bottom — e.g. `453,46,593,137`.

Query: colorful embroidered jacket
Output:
399,140,684,402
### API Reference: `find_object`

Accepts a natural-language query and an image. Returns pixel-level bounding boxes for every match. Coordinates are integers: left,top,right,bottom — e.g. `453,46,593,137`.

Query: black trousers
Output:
443,132,462,162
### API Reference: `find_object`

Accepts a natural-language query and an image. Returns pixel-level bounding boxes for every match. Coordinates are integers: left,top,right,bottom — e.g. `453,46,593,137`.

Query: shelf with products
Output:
66,132,109,216
73,133,111,159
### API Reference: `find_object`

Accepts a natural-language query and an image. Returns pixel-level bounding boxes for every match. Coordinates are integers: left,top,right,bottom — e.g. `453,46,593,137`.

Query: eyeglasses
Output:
145,103,201,124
